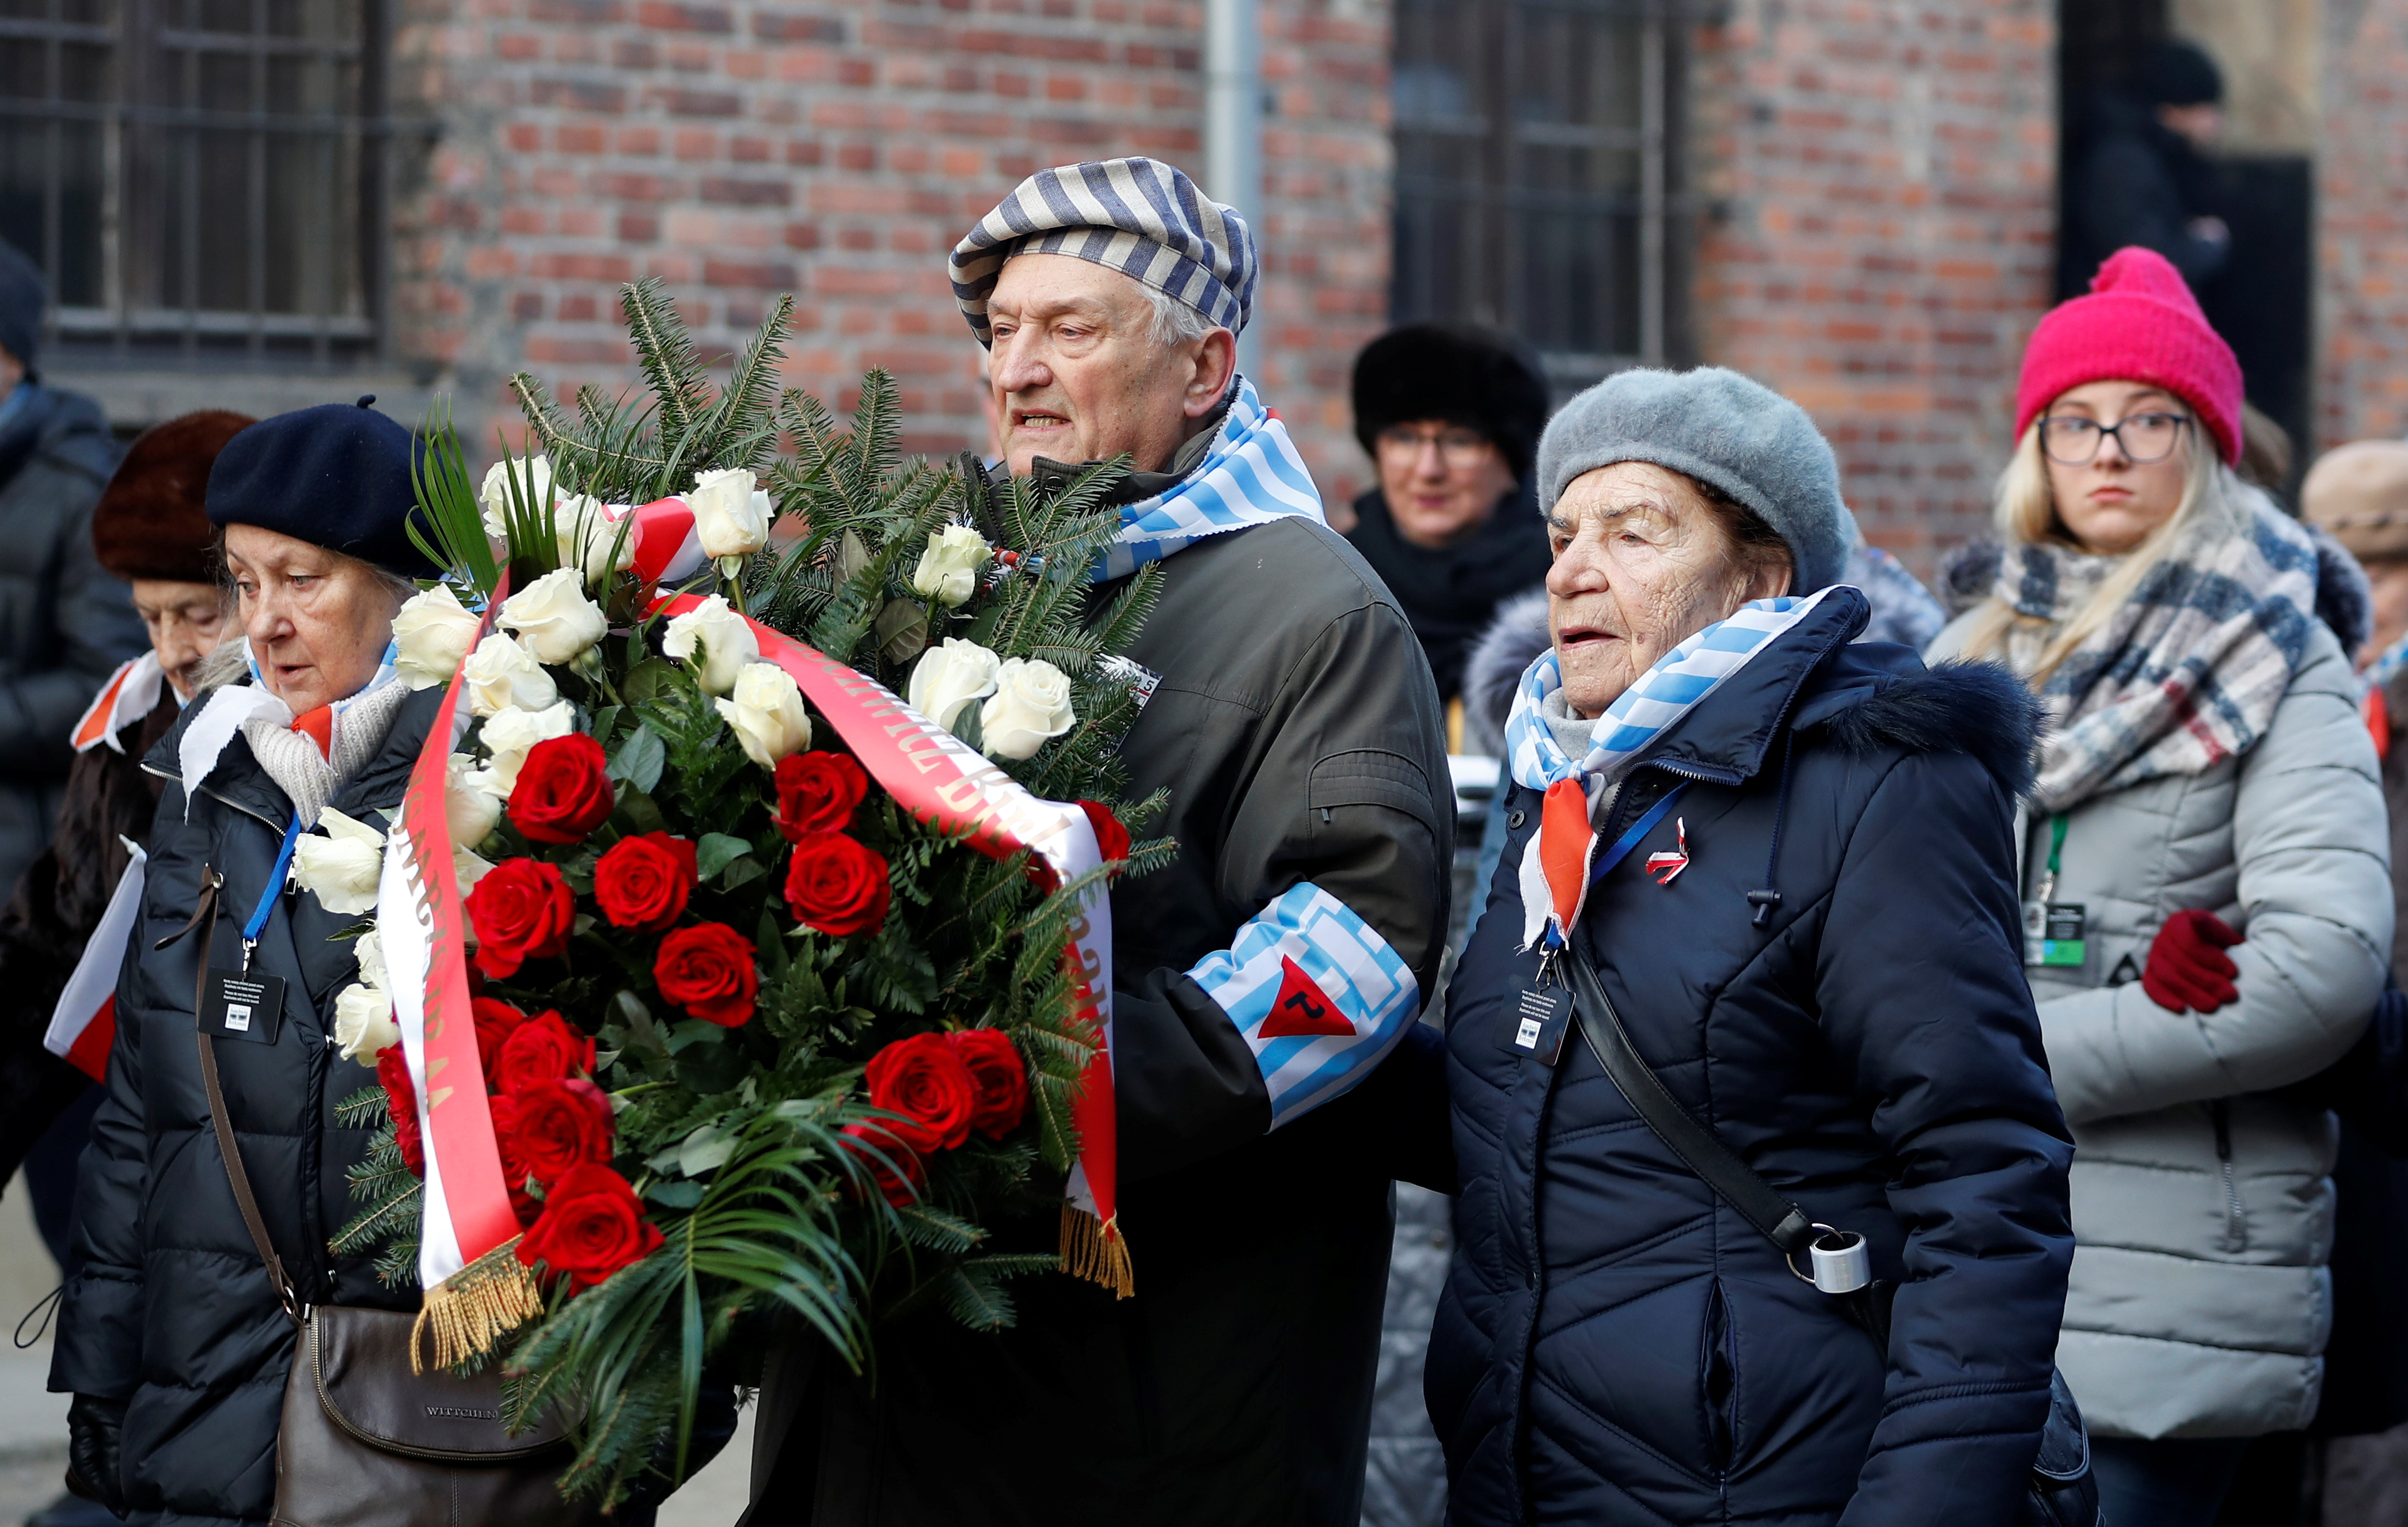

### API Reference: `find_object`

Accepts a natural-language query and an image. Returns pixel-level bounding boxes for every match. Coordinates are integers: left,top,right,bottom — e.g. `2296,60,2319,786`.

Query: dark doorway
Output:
2056,0,2312,488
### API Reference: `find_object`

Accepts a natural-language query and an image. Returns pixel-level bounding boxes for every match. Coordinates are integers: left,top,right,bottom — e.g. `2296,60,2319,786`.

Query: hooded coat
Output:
1433,587,2076,1527
50,686,439,1527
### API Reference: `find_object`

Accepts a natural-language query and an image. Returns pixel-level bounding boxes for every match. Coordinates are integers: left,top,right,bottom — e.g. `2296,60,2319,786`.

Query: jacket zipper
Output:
2210,1100,2246,1252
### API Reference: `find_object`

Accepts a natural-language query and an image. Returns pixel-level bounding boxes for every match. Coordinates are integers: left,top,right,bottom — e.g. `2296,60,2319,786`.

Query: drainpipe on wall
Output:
1203,0,1262,378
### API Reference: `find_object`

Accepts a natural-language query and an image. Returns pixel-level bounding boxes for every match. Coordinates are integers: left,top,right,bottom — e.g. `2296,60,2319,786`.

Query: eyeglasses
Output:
1376,424,1496,470
2039,411,2192,465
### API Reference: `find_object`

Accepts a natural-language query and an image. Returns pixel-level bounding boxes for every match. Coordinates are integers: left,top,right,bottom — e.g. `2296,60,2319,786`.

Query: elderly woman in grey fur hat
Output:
1432,367,2077,1527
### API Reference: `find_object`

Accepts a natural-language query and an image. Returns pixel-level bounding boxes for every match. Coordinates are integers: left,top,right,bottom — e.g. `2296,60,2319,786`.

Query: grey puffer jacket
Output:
1929,610,2392,1439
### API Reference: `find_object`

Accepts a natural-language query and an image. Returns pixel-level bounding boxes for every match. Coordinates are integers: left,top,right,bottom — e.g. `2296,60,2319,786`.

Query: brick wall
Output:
386,0,1390,505
1688,0,2057,578
2318,0,2408,448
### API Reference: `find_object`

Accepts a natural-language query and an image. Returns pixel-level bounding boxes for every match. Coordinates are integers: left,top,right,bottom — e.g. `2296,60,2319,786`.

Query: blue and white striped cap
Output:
949,158,1257,347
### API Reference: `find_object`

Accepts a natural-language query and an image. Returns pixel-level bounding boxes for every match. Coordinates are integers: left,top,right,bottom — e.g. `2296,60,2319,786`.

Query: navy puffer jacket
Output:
1430,588,2075,1527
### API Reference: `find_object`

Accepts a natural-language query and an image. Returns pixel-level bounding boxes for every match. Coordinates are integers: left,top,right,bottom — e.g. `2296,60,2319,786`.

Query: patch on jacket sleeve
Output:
1186,883,1420,1126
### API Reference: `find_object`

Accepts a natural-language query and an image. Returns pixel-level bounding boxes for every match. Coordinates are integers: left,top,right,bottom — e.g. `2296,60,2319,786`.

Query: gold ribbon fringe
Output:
410,1237,545,1373
1059,1204,1134,1300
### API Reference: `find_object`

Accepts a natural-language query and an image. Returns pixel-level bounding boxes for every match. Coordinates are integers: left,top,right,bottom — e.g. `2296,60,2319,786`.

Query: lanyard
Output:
1537,780,1692,960
2038,813,2067,903
240,814,304,970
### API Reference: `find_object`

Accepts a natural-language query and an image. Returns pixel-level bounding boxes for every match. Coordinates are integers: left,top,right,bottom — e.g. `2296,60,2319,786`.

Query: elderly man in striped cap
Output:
746,158,1454,1525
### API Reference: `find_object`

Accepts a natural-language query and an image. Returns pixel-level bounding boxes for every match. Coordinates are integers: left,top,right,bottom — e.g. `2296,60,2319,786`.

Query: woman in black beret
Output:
50,399,451,1527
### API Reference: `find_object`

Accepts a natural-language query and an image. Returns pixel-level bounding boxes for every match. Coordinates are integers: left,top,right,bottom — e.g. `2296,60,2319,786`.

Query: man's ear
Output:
1184,329,1238,418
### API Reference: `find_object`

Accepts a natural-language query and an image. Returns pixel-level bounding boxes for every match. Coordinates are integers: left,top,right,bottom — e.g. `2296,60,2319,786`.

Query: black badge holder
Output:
200,816,302,1046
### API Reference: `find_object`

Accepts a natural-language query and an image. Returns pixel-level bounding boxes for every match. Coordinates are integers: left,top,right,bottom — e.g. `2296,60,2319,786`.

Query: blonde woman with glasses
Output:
1931,247,2392,1527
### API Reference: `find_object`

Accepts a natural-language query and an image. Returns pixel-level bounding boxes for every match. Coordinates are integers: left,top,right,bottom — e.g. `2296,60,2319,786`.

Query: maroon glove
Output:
2141,909,2242,1014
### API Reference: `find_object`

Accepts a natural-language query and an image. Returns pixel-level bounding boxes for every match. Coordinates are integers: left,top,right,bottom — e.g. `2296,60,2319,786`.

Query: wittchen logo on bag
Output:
423,1406,501,1421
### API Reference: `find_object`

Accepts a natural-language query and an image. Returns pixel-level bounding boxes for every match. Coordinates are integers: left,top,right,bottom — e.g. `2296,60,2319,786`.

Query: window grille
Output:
1391,0,1691,392
0,0,395,366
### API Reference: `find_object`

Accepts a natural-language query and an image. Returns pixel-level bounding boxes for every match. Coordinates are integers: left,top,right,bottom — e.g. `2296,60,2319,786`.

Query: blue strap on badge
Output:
1539,783,1692,952
241,814,305,962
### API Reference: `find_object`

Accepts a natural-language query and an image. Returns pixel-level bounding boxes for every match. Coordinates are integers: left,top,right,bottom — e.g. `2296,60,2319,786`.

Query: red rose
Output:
485,1092,541,1226
489,1009,595,1095
947,1029,1029,1141
1077,800,1131,873
863,1031,975,1153
472,997,529,1069
774,751,870,842
594,833,698,932
375,1044,423,1177
838,1122,926,1207
506,1077,616,1186
784,833,890,937
465,857,575,980
653,922,758,1027
514,1163,663,1290
507,733,616,845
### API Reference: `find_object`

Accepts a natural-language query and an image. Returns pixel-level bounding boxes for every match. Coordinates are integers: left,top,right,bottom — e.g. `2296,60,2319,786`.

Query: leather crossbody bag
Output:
1562,945,2099,1527
183,864,597,1527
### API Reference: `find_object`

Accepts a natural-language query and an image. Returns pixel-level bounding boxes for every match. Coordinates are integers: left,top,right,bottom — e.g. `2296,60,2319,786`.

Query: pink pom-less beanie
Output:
2013,246,2243,465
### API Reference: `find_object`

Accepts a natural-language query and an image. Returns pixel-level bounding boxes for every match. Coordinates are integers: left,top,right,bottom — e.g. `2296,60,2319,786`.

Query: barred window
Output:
1391,0,1691,391
0,0,389,365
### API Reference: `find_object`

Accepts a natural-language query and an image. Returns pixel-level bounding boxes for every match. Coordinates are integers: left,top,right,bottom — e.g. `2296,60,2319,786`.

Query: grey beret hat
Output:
1536,366,1856,594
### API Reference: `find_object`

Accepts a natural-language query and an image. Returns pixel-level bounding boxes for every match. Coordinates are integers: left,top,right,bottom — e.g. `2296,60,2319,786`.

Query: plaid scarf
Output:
1088,375,1325,582
1996,497,2320,814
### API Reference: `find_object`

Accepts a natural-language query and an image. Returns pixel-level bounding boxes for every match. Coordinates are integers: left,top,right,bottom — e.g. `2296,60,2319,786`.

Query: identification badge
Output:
201,967,286,1046
1502,986,1573,1066
2020,901,2087,968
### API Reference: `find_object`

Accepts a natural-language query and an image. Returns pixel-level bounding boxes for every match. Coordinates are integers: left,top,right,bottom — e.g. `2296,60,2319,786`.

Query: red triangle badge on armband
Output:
1259,955,1354,1039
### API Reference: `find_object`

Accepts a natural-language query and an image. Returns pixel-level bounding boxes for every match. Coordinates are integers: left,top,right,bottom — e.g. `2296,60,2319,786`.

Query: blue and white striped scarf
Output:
2365,629,2408,697
1087,374,1325,583
1503,588,1837,793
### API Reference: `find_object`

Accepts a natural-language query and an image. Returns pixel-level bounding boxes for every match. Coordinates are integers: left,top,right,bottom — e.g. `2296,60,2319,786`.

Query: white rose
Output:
390,585,481,691
687,466,772,559
456,844,495,897
714,662,813,768
446,751,505,848
909,525,992,609
979,657,1076,761
478,701,576,791
662,595,761,696
354,926,388,993
291,806,387,917
332,982,399,1063
906,637,1002,733
461,632,557,718
556,495,635,584
479,455,556,538
499,567,608,664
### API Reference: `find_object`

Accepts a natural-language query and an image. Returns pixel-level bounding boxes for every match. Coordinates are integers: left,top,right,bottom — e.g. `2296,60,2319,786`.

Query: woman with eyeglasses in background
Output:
1932,247,2392,1527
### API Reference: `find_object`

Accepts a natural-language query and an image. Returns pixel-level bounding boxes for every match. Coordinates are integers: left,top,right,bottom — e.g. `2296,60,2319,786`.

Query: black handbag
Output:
1562,947,2098,1526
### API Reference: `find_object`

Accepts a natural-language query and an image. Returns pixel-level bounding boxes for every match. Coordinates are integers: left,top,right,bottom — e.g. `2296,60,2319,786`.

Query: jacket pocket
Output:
1309,749,1438,837
1701,1278,1736,1477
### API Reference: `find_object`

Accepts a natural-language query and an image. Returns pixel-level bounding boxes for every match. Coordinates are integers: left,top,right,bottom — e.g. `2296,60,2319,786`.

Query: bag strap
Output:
1561,943,1816,1256
181,865,304,1325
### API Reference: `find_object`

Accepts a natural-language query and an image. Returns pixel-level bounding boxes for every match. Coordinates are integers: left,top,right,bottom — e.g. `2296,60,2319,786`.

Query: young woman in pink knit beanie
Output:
1932,246,2391,1526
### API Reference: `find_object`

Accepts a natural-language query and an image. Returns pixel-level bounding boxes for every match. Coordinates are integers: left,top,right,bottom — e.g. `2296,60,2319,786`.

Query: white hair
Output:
1136,282,1216,349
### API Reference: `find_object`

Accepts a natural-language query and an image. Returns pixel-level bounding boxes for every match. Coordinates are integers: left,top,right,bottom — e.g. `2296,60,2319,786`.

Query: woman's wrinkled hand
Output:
2142,908,2242,1014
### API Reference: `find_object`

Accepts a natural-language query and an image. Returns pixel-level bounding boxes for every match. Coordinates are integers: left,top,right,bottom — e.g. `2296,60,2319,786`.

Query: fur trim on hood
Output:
1463,586,1551,747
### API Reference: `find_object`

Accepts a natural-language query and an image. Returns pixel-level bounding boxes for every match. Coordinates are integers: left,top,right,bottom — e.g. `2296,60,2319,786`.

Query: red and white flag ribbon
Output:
71,653,165,754
44,850,147,1082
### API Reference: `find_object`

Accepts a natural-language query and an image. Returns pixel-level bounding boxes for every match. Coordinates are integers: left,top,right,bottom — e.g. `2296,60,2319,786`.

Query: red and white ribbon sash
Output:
382,594,522,1292
72,652,165,754
43,850,146,1082
650,593,1120,1244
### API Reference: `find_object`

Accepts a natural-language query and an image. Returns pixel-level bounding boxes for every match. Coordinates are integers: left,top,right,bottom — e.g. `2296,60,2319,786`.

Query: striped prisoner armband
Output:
1186,883,1420,1127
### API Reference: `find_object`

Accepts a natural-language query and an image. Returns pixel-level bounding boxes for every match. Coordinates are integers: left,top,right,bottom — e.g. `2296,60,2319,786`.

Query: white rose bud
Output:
498,567,608,665
906,637,1002,734
909,525,992,609
478,455,556,538
461,632,557,719
455,844,495,897
291,807,387,917
556,495,635,584
714,662,813,769
477,701,577,791
446,751,504,849
979,657,1076,761
687,466,772,559
354,925,388,993
662,595,761,696
390,585,481,692
332,982,399,1064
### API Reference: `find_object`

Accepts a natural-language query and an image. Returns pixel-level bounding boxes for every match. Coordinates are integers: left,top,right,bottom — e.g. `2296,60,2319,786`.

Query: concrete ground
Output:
0,1170,752,1527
